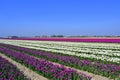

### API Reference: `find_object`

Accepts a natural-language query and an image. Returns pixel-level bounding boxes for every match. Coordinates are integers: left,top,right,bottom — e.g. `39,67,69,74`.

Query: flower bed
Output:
0,55,29,80
0,43,120,79
0,40,120,64
0,45,92,80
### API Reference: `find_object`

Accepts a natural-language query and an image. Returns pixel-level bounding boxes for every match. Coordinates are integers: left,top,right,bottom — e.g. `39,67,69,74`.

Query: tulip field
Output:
0,38,120,80
0,55,30,80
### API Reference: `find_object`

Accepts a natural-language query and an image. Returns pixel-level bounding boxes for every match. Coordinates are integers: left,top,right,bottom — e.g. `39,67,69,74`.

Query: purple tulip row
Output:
0,55,29,80
0,45,92,80
0,43,120,79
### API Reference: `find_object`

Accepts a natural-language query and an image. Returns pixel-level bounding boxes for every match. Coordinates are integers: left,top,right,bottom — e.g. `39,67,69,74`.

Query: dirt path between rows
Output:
0,53,48,80
34,57,112,80
49,61,111,80
56,64,109,80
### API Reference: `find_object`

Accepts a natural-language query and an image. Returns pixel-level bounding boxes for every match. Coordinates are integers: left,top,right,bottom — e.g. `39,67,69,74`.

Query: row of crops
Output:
0,39,120,79
0,43,92,80
0,54,29,80
1,40,120,64
7,37,120,43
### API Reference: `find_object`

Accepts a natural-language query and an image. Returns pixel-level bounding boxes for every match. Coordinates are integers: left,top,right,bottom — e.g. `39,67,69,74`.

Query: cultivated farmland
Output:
0,38,120,80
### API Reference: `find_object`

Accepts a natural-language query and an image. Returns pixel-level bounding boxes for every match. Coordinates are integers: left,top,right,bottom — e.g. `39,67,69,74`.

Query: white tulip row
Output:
0,39,120,63
16,43,120,57
3,40,120,57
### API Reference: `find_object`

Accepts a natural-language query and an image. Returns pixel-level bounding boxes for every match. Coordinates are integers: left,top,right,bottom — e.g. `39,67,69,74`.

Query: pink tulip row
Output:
5,38,120,43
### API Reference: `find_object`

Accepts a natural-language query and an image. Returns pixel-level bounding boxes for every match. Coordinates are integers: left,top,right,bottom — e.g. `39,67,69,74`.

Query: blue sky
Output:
0,0,120,37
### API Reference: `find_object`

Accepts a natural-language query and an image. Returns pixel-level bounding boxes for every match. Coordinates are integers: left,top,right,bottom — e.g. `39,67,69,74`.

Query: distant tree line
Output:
6,35,120,38
51,35,64,37
35,35,64,38
8,36,19,38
